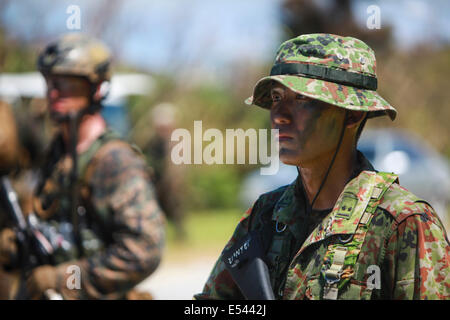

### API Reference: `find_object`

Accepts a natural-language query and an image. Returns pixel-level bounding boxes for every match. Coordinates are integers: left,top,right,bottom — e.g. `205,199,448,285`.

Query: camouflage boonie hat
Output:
246,34,397,120
37,33,111,84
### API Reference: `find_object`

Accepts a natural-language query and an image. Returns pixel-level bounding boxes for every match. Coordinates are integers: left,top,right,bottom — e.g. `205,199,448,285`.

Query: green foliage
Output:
0,29,37,72
370,46,450,158
166,209,241,251
186,165,241,210
129,75,272,211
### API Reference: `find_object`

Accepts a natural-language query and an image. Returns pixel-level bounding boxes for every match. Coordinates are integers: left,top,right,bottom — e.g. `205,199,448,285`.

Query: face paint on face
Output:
269,83,345,166
295,98,326,148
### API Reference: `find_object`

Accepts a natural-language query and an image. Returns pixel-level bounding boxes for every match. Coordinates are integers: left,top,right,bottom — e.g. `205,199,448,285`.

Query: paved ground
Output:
137,248,219,300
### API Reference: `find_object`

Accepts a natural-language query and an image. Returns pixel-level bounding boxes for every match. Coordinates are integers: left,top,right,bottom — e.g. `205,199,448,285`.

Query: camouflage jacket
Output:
33,129,166,299
195,152,449,300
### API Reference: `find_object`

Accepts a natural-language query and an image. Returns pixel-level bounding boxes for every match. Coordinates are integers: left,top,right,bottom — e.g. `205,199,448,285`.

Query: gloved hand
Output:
26,265,60,299
0,228,18,267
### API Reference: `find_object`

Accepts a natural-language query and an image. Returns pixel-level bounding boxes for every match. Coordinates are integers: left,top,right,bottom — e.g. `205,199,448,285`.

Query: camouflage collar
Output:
271,150,375,240
297,170,398,256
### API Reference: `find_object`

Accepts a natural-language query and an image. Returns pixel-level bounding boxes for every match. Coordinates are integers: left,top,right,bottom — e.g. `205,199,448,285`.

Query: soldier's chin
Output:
279,149,301,166
49,110,70,122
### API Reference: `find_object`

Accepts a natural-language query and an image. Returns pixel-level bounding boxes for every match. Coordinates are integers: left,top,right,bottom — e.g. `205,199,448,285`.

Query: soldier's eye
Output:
271,93,281,102
295,94,307,100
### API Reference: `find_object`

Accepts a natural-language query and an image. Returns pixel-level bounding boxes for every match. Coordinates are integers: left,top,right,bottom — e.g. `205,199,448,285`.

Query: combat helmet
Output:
37,33,112,113
246,33,397,121
37,33,111,84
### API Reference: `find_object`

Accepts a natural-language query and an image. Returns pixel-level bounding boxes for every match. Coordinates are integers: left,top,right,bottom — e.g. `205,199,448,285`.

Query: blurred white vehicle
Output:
0,72,154,137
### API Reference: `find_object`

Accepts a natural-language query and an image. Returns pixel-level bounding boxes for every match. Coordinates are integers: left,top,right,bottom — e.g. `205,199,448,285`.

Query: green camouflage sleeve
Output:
57,144,166,299
194,207,255,300
383,203,450,300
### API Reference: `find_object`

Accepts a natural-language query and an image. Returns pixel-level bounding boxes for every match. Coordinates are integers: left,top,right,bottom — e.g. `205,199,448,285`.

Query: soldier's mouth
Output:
49,101,67,113
277,133,294,141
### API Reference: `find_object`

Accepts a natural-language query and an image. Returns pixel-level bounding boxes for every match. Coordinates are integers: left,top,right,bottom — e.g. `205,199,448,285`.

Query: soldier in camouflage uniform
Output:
195,34,449,300
145,103,187,240
1,33,165,299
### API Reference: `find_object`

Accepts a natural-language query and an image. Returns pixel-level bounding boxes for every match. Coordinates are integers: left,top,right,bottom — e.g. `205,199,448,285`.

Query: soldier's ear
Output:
345,110,366,128
93,81,110,101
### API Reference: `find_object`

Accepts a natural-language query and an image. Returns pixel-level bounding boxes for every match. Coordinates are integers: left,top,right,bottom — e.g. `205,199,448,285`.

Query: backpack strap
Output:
77,130,122,184
248,184,299,296
321,171,398,300
78,129,145,186
247,198,278,260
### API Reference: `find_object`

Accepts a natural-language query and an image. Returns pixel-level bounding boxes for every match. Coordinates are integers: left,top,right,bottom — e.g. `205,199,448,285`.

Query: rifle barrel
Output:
0,176,27,230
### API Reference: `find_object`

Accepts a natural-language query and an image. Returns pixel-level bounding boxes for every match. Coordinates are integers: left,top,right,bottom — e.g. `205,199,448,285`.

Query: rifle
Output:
221,230,275,300
0,176,57,299
68,112,84,259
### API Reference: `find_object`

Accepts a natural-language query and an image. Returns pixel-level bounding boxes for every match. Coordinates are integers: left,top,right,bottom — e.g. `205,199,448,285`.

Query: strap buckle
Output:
338,234,353,244
321,246,348,285
275,220,287,233
324,270,342,285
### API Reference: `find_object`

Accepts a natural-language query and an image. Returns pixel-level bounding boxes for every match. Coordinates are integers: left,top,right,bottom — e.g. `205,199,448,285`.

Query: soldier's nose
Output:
48,89,59,99
271,107,291,125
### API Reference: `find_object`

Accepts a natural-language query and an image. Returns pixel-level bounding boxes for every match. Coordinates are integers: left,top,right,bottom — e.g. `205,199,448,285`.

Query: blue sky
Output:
1,0,282,73
1,0,449,74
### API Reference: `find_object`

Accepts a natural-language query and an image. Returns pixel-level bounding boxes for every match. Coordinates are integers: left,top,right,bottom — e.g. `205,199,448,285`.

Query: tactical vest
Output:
32,129,140,264
251,170,404,300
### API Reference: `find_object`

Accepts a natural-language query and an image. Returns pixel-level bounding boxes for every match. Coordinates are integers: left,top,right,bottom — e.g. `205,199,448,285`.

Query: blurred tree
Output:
0,28,37,72
280,0,393,51
372,46,450,158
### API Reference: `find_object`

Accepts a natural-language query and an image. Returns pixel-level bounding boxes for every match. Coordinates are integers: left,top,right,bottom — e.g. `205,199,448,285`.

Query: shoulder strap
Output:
77,130,123,182
322,171,397,300
248,199,278,256
78,128,148,186
79,130,147,202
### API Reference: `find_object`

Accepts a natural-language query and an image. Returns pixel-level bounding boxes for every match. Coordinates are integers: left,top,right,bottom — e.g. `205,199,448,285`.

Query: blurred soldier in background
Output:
0,96,55,300
11,97,54,215
0,100,20,299
0,33,166,299
144,103,186,240
196,34,449,300
281,0,393,51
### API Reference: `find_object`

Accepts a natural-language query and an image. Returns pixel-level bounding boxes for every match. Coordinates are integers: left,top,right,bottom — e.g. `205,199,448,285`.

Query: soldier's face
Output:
269,83,345,166
45,75,91,119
